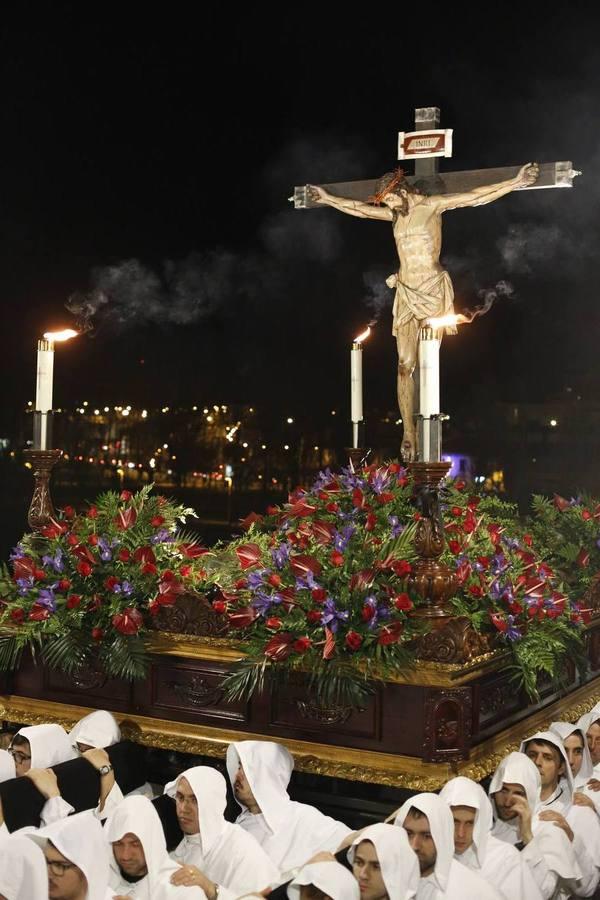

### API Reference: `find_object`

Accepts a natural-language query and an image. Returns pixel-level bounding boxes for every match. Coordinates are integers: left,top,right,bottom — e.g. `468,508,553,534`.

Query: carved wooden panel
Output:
477,673,522,732
43,664,131,709
269,680,380,742
140,660,249,725
150,593,229,637
423,687,472,762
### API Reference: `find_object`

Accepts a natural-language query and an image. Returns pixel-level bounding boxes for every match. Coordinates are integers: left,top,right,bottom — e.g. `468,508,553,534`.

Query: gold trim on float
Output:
2,678,600,789
144,631,507,687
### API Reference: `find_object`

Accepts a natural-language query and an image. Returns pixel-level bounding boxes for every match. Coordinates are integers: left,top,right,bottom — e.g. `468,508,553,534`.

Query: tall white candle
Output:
418,323,440,462
350,340,363,448
35,338,54,450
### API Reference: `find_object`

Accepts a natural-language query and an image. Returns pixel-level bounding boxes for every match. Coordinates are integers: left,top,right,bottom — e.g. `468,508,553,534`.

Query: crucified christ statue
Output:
308,161,539,461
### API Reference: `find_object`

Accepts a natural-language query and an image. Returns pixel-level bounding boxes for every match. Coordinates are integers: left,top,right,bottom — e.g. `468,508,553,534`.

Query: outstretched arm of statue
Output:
306,184,393,221
432,162,540,212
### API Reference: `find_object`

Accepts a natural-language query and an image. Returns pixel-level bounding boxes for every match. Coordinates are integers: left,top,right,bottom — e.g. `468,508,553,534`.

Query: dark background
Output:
1,8,599,449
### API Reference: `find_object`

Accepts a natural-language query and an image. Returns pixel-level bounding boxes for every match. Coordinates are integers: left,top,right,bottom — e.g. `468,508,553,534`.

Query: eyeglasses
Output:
8,749,31,764
46,859,76,877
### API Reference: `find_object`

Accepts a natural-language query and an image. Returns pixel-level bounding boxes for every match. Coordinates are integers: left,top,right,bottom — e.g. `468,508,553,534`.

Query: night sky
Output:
2,11,599,435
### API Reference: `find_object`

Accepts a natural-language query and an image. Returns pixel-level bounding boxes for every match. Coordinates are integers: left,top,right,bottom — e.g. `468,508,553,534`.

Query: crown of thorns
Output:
368,167,407,205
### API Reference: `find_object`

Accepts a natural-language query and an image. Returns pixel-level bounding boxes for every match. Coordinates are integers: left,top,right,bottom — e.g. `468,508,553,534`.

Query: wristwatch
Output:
98,763,113,776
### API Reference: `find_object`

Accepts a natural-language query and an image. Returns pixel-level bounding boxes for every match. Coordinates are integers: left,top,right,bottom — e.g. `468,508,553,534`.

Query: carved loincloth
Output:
392,269,457,336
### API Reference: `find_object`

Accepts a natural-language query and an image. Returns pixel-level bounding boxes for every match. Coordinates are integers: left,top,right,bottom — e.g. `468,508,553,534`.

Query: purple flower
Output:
491,553,508,576
247,570,268,590
371,469,390,495
37,588,57,613
41,549,64,574
321,599,349,633
505,615,522,641
251,589,276,616
502,536,520,550
271,543,290,570
388,516,405,538
16,577,35,596
121,581,134,596
9,545,26,561
151,528,172,544
311,468,335,491
334,525,355,552
295,569,319,592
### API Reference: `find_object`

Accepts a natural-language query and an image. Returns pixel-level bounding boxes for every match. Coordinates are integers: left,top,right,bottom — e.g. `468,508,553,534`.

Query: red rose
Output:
468,585,484,598
448,540,461,555
266,505,279,515
41,522,66,539
361,604,376,622
268,573,282,588
67,534,79,547
77,561,93,577
10,608,24,623
266,617,282,630
104,576,120,591
455,479,466,491
352,488,365,508
34,568,47,581
394,593,413,611
66,594,81,609
365,512,377,532
451,506,463,518
88,534,99,546
309,588,325,603
345,631,363,651
112,608,143,635
307,610,322,623
120,490,133,501
87,506,98,519
392,559,412,578
326,502,339,513
91,627,104,641
212,600,227,614
523,534,533,546
377,492,395,505
330,551,344,567
179,564,192,578
582,510,592,521
234,578,248,590
58,579,71,592
63,505,75,519
151,515,165,527
467,496,480,510
389,463,400,474
118,548,131,562
293,636,311,653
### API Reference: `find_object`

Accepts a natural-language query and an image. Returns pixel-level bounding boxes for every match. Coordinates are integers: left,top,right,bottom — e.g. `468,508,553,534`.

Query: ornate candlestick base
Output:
345,447,368,470
23,449,63,532
407,461,457,622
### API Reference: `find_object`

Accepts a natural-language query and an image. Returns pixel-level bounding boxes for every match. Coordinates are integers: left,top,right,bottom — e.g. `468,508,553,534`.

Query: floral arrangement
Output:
0,486,207,679
0,468,598,708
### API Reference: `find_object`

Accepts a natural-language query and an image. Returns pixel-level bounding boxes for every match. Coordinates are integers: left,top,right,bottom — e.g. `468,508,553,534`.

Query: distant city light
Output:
104,407,109,412
261,444,266,450
94,409,100,415
121,409,130,416
163,443,168,449
314,445,319,450
142,409,148,418
242,442,248,448
206,415,214,423
286,417,294,424
284,444,290,450
550,419,558,427
331,410,336,415
149,458,156,468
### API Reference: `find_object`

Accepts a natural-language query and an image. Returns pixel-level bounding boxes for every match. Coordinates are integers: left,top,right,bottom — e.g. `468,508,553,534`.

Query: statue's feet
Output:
401,439,415,463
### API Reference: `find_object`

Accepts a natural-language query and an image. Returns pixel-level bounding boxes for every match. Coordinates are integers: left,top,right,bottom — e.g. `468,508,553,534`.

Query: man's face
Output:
587,722,600,765
45,842,87,900
451,805,476,854
9,739,31,776
112,832,148,879
382,190,409,216
564,734,585,777
175,776,200,835
525,741,563,790
352,840,387,900
493,782,527,820
402,812,437,877
233,763,259,810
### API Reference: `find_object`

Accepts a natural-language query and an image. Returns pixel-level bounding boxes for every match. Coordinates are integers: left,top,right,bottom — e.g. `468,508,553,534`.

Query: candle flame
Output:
43,329,78,342
353,326,371,344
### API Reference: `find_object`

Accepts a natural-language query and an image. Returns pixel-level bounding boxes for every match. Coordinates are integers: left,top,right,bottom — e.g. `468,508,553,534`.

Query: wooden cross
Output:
291,106,580,208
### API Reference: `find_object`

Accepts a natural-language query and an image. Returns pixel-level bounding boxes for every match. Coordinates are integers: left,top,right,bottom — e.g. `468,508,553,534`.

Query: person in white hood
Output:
165,765,279,899
577,703,600,770
489,750,581,899
226,741,351,874
520,729,600,896
9,724,76,775
69,711,121,753
394,793,502,899
104,794,207,899
27,810,109,900
347,822,419,900
287,860,360,900
0,835,49,899
550,721,600,813
0,749,16,784
438,775,542,900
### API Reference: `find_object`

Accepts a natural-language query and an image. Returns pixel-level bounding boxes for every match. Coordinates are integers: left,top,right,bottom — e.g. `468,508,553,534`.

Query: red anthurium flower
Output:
468,585,484,598
29,604,50,621
378,621,403,645
41,521,67,539
352,488,365,508
394,593,413,611
133,546,156,565
266,617,282,630
576,548,590,568
87,594,102,612
73,544,96,564
112,607,143,635
289,554,323,578
365,512,377,532
455,559,472,585
228,607,259,629
553,494,570,512
91,627,104,641
66,594,81,609
10,608,24,623
287,499,318,519
490,613,508,632
293,637,311,653
12,557,36,580
151,515,165,527
307,610,322,623
63,505,75,519
240,511,263,531
180,543,209,559
235,543,262,571
345,631,363,651
448,540,462,555
212,599,227,614
120,490,133,502
104,576,120,591
264,632,295,661
388,463,400,474
118,548,131,562
266,505,279,515
311,520,335,545
77,561,93,577
361,604,375,622
454,479,466,491
377,492,395,505
234,578,248,590
142,563,157,576
325,502,340,514
116,507,137,531
350,569,377,592
581,608,592,625
330,551,344,567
